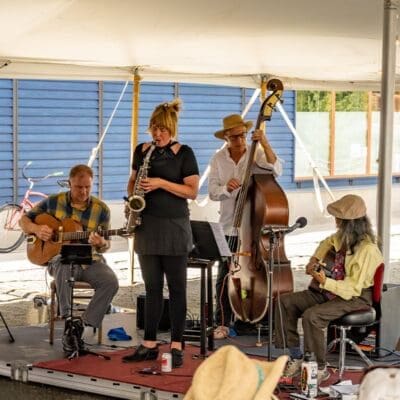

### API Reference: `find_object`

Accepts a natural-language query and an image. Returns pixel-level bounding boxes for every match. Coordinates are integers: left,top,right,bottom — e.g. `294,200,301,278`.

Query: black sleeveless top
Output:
132,141,199,255
132,142,199,218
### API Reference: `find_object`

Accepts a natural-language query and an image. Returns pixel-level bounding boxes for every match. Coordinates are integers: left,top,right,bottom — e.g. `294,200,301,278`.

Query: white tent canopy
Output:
0,0,398,266
0,0,397,90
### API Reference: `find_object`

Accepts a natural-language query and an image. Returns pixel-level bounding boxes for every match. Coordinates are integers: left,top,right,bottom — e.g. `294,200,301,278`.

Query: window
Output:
295,91,400,179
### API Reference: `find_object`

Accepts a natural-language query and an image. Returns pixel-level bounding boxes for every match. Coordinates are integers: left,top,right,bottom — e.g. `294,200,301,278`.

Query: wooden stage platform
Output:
0,312,395,399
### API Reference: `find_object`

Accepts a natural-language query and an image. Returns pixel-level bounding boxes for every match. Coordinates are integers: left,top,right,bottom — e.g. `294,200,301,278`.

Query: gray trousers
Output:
48,255,119,328
274,288,372,367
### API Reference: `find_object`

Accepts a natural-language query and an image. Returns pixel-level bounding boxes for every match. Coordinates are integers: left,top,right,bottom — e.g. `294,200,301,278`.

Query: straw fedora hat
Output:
214,114,253,140
327,194,367,220
184,345,288,400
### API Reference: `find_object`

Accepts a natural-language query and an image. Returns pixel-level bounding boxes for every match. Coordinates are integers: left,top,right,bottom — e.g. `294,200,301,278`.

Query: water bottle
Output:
300,352,318,398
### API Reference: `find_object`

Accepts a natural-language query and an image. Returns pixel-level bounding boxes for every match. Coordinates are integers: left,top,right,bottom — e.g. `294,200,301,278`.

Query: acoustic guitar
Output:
26,213,128,266
308,247,337,293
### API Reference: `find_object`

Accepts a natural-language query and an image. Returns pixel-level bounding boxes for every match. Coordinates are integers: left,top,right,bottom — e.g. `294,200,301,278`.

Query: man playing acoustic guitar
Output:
274,194,383,383
19,164,119,354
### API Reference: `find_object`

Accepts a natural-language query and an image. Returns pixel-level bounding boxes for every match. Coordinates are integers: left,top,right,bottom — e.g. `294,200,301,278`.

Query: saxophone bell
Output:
127,194,146,213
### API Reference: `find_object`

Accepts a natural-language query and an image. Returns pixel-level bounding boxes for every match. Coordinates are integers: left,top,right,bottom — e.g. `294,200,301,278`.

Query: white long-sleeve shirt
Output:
208,144,283,235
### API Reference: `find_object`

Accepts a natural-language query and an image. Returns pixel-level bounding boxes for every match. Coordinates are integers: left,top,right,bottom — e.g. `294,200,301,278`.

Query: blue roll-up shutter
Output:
17,80,100,199
179,83,243,195
0,79,13,204
101,82,175,201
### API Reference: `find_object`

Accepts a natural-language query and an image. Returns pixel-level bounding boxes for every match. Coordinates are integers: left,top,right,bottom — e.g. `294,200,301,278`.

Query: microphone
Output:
261,217,307,235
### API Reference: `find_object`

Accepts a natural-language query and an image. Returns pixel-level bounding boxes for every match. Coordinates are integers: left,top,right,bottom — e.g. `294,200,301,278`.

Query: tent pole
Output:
129,69,142,285
377,0,397,269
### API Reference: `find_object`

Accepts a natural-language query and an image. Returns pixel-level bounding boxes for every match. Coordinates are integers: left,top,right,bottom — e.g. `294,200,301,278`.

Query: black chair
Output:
327,263,384,380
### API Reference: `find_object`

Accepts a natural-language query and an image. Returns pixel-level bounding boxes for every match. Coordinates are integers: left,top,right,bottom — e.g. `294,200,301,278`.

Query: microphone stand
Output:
260,227,279,361
261,218,306,360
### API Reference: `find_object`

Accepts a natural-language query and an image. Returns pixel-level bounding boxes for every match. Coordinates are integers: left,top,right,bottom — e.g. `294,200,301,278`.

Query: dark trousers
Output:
274,288,372,367
215,236,237,327
139,254,188,342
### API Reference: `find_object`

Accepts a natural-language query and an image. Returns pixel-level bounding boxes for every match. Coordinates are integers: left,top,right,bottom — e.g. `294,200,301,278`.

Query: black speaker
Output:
136,294,170,331
377,283,400,353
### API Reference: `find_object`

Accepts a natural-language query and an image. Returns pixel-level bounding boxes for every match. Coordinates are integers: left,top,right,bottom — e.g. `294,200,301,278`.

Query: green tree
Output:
296,91,331,112
336,92,368,111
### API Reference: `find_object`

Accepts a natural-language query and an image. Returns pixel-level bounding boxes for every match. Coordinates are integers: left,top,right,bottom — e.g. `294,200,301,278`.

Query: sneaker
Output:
283,358,302,377
317,368,330,384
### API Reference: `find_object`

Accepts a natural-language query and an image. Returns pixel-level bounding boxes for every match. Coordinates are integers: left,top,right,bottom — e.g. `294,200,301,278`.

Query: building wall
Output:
1,78,398,228
0,79,296,204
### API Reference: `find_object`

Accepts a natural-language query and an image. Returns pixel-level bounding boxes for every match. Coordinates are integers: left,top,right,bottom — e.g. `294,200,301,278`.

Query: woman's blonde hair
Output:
148,98,182,138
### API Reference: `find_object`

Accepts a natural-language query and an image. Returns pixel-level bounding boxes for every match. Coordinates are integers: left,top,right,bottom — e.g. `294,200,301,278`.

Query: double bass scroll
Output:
227,79,294,324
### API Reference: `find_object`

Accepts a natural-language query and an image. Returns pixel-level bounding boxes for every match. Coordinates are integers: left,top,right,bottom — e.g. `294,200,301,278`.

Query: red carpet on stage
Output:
34,344,205,394
34,344,364,398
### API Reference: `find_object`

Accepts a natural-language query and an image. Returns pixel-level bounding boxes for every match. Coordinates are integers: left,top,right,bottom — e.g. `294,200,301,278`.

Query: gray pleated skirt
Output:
134,214,193,256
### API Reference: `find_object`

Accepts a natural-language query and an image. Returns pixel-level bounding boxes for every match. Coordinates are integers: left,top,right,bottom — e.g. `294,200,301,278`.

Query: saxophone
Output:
125,142,156,233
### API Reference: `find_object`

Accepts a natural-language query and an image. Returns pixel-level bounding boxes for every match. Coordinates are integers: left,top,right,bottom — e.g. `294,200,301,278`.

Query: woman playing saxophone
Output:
123,98,199,368
125,142,156,231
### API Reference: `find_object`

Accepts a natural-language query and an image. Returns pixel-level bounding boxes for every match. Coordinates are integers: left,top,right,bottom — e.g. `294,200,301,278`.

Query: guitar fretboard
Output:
54,229,124,242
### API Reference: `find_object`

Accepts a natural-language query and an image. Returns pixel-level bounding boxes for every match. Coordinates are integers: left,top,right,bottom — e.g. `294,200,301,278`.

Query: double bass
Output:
227,79,293,323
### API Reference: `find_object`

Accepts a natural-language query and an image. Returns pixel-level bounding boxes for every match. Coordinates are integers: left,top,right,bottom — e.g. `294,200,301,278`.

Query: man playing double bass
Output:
208,114,283,339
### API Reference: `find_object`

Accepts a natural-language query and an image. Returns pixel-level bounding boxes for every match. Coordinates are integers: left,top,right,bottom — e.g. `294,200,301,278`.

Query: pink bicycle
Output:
0,161,63,253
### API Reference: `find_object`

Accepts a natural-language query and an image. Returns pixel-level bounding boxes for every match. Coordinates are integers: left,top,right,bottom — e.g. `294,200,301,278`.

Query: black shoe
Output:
171,348,184,368
122,344,159,362
62,317,85,356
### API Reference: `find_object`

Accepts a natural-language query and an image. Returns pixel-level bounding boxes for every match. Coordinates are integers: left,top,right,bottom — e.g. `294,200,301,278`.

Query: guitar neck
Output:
56,229,122,242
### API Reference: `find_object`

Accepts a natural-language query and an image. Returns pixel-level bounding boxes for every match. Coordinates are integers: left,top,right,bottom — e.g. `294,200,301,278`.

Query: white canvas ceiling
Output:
0,0,397,90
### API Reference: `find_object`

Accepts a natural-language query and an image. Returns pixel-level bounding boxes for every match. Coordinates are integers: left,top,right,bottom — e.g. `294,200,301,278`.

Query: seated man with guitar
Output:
19,164,119,353
274,194,383,383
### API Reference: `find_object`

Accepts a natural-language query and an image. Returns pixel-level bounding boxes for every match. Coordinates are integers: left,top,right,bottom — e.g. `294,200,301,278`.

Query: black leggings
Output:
138,254,188,342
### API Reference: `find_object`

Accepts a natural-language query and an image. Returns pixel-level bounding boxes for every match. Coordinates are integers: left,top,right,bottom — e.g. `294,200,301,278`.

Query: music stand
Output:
186,221,231,357
0,311,15,343
60,243,93,325
190,221,231,261
60,244,92,359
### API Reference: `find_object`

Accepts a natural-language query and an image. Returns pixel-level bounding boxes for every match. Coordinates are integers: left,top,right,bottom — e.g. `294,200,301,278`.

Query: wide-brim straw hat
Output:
214,114,253,140
327,194,367,220
184,345,288,400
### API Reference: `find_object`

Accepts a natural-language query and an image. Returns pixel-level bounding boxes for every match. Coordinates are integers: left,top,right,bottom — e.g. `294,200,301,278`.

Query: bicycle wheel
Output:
0,203,26,253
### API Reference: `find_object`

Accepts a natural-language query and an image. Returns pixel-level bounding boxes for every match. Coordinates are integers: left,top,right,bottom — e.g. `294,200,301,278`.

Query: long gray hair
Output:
337,216,376,254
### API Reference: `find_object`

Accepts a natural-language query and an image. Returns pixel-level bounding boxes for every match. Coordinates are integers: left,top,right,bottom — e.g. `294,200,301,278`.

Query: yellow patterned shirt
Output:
313,233,383,300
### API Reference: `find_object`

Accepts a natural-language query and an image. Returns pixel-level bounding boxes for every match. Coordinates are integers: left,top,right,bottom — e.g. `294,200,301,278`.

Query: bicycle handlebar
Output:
21,161,64,183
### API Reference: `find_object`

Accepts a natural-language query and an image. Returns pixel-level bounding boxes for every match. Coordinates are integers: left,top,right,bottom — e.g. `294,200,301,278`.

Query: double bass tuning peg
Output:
266,78,284,92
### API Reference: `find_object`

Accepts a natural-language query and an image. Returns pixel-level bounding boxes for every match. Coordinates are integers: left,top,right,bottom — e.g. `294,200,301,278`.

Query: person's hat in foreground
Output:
327,194,367,220
184,345,288,400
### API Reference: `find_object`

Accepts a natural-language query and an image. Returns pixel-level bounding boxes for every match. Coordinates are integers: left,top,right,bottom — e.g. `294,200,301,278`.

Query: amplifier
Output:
377,283,400,353
136,294,170,331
